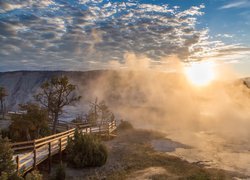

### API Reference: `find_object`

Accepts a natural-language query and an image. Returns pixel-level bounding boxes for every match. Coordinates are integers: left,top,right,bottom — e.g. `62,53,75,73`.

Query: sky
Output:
0,0,250,76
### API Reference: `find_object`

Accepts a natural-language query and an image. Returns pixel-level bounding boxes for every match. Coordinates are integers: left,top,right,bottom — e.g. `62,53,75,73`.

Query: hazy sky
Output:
0,0,250,76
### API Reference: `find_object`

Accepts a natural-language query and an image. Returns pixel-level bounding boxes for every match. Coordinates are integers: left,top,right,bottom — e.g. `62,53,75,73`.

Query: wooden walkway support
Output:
11,120,117,175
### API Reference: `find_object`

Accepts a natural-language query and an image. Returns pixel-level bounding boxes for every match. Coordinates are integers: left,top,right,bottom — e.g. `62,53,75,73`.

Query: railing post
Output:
108,124,110,139
33,141,37,169
67,135,70,143
59,138,62,164
16,155,19,175
48,142,52,173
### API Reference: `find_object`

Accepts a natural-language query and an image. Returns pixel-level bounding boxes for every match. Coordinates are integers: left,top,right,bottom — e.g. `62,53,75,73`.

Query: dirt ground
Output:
61,129,247,180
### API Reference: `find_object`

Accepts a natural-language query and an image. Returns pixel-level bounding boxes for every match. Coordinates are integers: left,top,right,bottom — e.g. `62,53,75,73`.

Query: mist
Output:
77,53,250,174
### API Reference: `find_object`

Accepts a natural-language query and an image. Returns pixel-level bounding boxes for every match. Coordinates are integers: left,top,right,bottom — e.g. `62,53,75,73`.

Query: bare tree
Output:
87,98,114,125
0,87,7,120
34,76,81,133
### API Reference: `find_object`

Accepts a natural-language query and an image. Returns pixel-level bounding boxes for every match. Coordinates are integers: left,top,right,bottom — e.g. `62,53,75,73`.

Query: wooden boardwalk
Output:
11,120,117,174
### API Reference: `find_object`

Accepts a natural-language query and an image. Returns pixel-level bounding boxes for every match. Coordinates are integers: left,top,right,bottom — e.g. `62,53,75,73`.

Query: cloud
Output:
216,34,234,38
0,0,249,71
219,0,250,9
0,0,55,13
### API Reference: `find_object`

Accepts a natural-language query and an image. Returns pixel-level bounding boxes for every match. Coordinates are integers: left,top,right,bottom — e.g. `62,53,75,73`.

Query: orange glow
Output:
184,61,216,86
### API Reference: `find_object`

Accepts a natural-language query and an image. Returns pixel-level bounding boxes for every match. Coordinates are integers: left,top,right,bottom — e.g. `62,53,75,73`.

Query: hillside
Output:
0,70,106,110
0,70,249,111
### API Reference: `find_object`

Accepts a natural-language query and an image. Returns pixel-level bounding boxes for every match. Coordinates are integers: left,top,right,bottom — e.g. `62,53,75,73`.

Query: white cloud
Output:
216,34,234,38
219,0,250,9
0,1,249,71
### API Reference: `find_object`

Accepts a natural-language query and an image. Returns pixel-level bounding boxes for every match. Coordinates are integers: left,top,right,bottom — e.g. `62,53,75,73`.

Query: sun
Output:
184,61,216,86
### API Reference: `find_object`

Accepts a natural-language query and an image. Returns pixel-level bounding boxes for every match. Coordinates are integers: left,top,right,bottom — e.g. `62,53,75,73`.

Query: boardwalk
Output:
11,120,117,174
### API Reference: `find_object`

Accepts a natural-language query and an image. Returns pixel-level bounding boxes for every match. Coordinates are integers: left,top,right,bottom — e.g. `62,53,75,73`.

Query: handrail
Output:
35,132,75,148
35,129,75,143
12,119,117,175
11,140,34,146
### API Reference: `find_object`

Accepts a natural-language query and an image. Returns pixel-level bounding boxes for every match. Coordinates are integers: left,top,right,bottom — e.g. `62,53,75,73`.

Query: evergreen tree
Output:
34,76,81,133
0,136,15,176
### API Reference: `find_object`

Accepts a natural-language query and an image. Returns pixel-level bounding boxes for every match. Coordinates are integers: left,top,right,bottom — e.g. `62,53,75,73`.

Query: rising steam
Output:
77,53,250,174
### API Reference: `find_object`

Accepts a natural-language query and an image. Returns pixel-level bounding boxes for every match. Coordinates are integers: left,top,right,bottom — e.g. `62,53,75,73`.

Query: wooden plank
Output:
12,145,34,151
11,140,34,146
18,152,34,161
19,158,33,168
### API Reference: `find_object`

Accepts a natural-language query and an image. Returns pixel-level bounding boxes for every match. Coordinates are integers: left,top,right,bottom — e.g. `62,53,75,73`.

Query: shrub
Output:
25,171,43,180
117,120,133,131
0,172,8,180
0,172,23,180
0,129,10,139
52,164,66,180
187,172,210,180
0,136,15,176
9,103,50,141
66,130,108,168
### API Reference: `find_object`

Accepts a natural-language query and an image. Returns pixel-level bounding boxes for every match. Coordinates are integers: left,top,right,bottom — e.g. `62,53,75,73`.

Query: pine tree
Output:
34,76,81,133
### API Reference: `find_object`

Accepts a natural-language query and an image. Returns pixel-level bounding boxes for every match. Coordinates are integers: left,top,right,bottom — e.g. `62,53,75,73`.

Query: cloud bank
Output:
0,0,249,71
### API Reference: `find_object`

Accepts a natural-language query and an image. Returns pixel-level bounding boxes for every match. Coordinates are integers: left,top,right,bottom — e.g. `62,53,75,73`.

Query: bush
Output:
0,172,23,180
9,103,50,141
117,120,133,131
0,172,8,180
25,171,43,180
0,136,15,176
52,164,66,180
187,172,210,180
0,129,10,139
66,130,108,168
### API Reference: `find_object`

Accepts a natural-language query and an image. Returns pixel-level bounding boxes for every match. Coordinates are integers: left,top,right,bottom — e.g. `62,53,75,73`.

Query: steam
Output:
80,53,250,137
78,53,250,174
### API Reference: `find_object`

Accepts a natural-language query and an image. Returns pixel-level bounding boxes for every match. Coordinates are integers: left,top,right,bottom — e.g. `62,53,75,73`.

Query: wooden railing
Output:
11,120,117,175
47,120,91,132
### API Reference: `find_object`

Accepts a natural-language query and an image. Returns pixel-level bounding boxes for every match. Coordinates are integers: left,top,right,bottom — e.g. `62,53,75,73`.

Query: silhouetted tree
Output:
34,76,81,133
0,87,8,119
